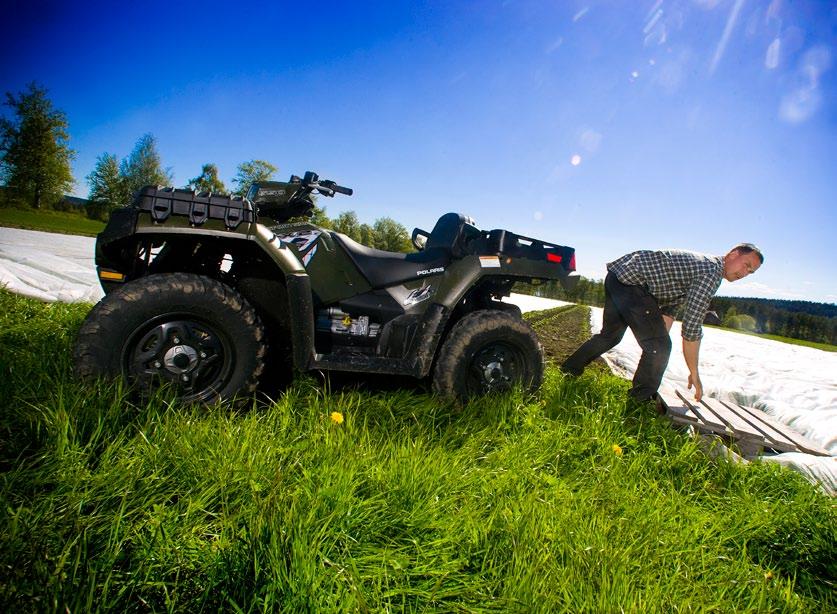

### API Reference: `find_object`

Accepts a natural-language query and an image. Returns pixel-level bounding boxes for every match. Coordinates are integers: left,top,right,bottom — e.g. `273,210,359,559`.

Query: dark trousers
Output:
561,272,671,401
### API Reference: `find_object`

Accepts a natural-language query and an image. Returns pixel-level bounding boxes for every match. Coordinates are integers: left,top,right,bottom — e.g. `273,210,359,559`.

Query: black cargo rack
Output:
134,186,255,230
471,229,576,271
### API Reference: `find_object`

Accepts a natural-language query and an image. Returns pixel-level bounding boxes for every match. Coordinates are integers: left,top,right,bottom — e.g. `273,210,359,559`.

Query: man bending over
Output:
561,244,763,403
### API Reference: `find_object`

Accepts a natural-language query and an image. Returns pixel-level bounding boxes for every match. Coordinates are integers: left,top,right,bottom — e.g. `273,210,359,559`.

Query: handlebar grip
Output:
332,184,353,196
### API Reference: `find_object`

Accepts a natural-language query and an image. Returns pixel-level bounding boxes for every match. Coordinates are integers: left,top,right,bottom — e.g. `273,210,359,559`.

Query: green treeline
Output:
515,277,836,346
711,297,837,346
516,276,607,308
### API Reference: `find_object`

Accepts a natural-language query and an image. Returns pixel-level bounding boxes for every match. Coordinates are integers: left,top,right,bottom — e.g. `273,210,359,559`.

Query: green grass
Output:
0,206,105,236
1,289,834,612
707,325,837,353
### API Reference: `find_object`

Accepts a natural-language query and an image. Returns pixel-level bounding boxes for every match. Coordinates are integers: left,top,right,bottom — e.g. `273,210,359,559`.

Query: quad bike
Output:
74,172,578,403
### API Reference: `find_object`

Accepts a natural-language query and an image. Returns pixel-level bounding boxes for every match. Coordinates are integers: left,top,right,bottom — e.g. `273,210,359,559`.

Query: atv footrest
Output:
310,355,419,377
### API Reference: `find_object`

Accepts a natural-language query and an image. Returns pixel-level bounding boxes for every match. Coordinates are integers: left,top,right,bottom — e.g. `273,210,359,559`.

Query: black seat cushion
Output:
331,232,451,288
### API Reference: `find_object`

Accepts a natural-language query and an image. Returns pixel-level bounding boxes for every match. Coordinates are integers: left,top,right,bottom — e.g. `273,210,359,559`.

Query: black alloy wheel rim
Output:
123,315,234,403
466,341,526,395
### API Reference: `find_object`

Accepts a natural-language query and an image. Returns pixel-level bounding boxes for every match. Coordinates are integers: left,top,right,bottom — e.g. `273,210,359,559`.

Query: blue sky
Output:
3,0,835,303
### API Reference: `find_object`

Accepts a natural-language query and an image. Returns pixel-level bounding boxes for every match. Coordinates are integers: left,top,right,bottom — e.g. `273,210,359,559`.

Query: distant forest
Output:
709,297,836,345
516,277,836,346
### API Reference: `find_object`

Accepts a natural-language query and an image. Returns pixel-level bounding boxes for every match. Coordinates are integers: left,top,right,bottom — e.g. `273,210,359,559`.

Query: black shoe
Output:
560,364,583,377
626,392,663,414
654,394,666,415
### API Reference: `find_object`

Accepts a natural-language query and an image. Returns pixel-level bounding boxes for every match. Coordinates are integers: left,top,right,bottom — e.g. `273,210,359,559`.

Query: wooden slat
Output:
699,397,773,447
674,390,734,436
715,399,800,453
665,404,699,424
661,391,744,441
721,400,830,456
669,412,750,441
659,388,832,458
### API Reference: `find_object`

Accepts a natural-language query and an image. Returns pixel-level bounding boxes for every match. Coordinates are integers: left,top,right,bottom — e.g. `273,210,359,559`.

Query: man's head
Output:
723,243,763,282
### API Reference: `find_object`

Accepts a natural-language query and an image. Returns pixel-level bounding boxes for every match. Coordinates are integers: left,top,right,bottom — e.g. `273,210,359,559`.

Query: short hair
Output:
732,243,764,264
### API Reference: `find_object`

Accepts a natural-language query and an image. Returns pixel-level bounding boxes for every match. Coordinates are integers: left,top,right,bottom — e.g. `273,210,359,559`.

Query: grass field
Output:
0,206,105,236
723,328,837,353
1,289,834,612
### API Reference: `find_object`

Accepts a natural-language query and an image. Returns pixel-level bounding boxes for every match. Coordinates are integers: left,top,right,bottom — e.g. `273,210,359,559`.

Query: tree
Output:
372,217,411,252
0,82,75,208
187,162,226,193
86,152,126,220
231,159,277,196
726,313,758,332
333,210,361,240
120,133,173,198
358,223,375,247
309,204,332,229
721,306,738,329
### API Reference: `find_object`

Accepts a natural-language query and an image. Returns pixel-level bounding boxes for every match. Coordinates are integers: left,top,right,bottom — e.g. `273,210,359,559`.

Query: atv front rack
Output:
134,186,255,231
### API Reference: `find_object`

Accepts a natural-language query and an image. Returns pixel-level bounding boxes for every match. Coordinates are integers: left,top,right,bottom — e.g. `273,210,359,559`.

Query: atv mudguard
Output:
95,203,320,372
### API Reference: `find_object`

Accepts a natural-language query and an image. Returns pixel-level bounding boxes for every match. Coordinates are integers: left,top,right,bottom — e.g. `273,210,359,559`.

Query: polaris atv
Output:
74,172,578,403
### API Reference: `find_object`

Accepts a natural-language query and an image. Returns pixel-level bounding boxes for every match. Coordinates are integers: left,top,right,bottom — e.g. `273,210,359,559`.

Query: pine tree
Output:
120,133,173,198
187,163,226,193
0,82,75,208
86,152,126,220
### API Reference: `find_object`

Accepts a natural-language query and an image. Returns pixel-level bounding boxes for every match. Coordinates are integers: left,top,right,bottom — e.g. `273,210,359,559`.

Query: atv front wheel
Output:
74,273,266,404
432,310,543,400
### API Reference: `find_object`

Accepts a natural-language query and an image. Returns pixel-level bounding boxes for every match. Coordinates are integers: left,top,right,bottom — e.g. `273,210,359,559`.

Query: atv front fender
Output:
250,224,314,369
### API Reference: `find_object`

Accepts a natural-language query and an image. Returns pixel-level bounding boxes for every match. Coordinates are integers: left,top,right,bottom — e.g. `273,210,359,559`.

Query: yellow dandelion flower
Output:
330,411,344,424
611,444,623,456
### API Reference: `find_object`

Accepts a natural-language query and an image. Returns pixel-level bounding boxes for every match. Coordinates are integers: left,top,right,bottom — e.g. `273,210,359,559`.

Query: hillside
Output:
1,289,834,611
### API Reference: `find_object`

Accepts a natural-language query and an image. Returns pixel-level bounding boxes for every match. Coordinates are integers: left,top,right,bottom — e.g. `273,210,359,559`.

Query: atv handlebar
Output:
318,180,353,197
296,172,353,198
330,183,354,196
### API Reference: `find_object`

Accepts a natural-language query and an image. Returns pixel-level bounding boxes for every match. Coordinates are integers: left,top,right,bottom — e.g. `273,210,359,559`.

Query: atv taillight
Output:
569,253,576,271
547,252,562,264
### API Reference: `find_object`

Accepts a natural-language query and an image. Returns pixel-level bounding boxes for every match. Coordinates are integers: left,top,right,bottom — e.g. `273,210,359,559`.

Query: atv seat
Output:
330,232,452,289
425,212,480,258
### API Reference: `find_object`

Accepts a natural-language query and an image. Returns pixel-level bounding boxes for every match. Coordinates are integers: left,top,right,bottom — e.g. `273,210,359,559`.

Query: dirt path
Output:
526,304,601,368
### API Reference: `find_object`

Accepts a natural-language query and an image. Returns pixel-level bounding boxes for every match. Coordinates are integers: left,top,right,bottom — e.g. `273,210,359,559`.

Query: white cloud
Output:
709,0,745,75
779,87,823,124
779,45,832,124
579,128,602,153
573,7,589,22
657,53,689,94
765,38,780,70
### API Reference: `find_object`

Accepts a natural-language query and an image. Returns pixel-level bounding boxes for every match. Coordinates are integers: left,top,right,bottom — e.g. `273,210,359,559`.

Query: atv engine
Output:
315,308,381,352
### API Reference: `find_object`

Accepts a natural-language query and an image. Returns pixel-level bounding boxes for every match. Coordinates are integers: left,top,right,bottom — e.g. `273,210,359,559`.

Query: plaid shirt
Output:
607,250,724,341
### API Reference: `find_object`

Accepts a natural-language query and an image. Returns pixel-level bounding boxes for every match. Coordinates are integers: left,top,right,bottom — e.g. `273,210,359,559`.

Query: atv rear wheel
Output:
432,310,543,400
74,273,266,404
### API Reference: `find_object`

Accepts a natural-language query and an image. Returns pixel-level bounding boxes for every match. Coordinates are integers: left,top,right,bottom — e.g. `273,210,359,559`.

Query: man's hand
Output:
682,338,703,402
687,372,703,402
